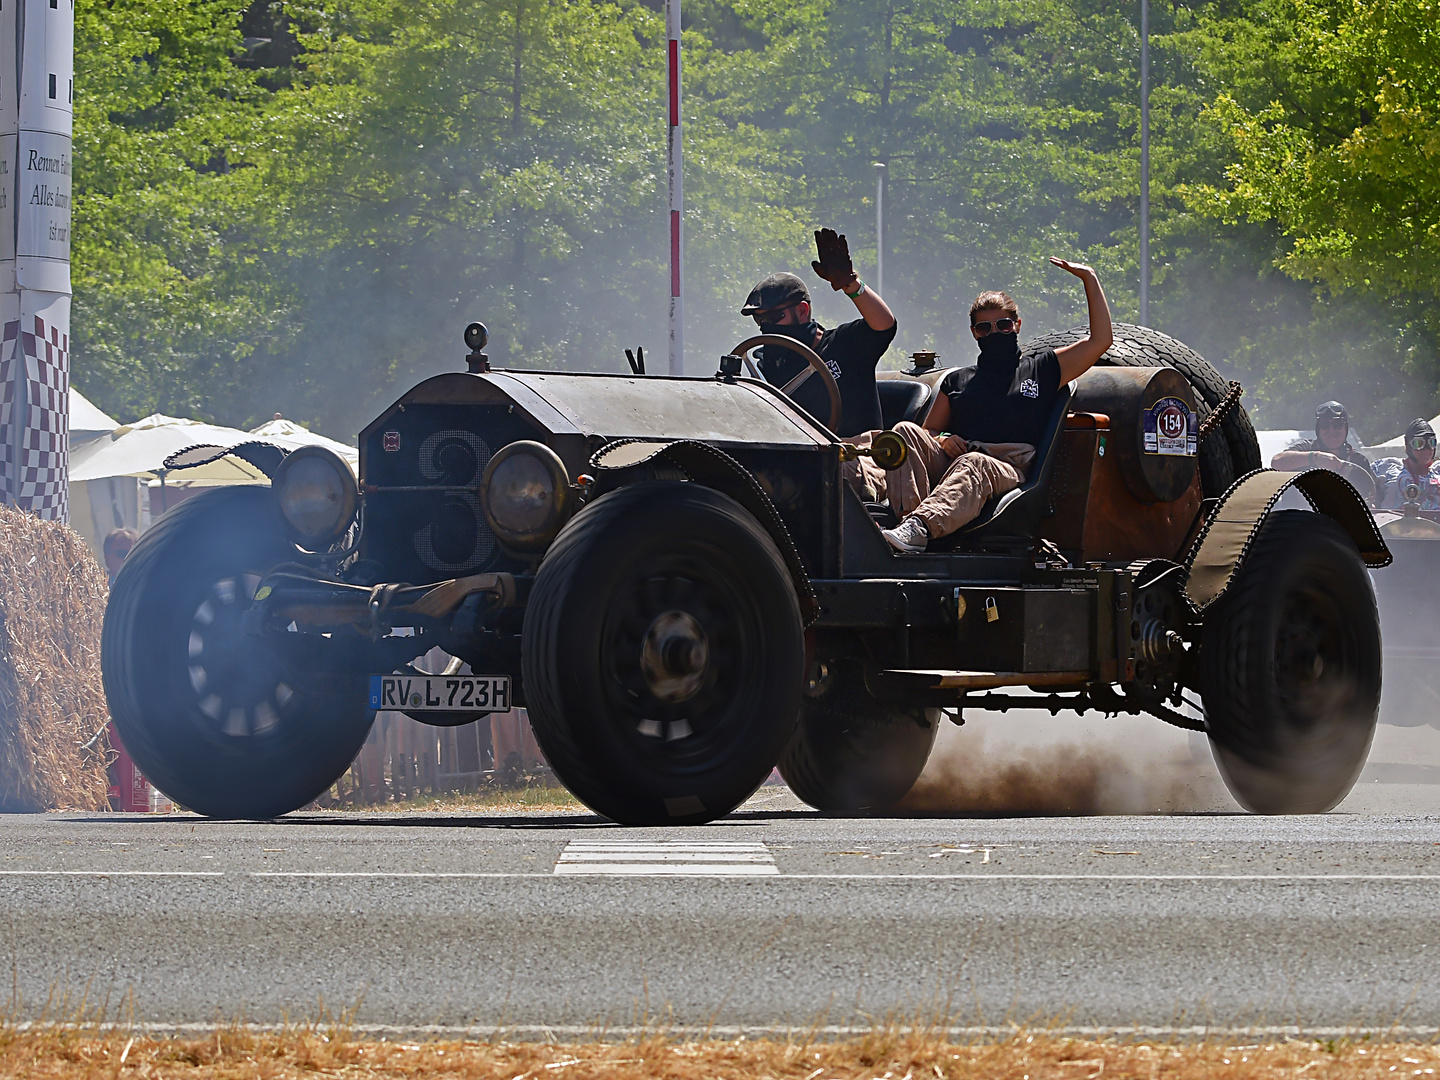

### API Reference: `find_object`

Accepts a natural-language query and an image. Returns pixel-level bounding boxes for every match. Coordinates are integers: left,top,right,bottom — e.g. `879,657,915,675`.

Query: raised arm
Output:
1050,258,1113,384
813,227,896,332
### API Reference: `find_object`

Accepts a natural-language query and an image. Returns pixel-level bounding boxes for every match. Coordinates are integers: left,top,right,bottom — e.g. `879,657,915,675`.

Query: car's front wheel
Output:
102,486,373,817
522,482,804,825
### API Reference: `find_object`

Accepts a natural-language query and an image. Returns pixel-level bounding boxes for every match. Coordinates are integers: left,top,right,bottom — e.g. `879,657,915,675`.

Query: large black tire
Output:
1199,509,1381,813
521,482,804,825
1026,323,1262,497
102,486,374,818
778,665,940,813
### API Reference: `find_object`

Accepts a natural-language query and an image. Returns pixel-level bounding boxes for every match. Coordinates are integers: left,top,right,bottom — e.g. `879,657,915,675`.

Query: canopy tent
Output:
248,418,358,468
69,413,269,484
68,413,268,558
69,389,118,445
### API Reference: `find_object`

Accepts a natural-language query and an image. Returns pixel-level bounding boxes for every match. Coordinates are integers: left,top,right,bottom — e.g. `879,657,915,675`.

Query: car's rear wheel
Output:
102,486,373,818
778,665,939,813
1026,323,1262,497
1199,509,1380,813
522,482,804,825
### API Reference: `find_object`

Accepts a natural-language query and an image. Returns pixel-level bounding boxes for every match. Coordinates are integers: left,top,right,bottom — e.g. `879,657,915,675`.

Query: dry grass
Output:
319,782,586,815
0,1025,1435,1080
0,505,110,811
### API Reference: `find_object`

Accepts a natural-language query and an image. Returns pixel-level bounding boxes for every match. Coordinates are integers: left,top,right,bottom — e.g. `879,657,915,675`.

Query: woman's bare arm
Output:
1051,259,1114,384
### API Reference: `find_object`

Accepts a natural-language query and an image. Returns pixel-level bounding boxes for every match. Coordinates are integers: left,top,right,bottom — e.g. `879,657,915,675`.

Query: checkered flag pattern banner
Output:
0,315,69,520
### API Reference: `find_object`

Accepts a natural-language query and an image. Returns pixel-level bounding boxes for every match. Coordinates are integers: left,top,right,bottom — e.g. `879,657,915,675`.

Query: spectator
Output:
103,528,138,585
1372,418,1440,510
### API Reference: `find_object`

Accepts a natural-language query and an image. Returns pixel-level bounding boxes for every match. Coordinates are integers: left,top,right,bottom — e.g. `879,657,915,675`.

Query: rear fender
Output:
590,438,818,626
1182,468,1391,613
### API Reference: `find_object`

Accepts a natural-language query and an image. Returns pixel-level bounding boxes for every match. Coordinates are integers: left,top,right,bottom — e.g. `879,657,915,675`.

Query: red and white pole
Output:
665,0,683,375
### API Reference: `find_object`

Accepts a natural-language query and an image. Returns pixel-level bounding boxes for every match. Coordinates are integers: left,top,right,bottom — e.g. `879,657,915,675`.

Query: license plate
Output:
369,674,511,713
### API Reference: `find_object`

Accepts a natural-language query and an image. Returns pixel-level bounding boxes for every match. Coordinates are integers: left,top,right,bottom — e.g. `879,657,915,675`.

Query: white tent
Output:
248,418,358,468
70,389,118,445
69,413,268,484
68,414,269,558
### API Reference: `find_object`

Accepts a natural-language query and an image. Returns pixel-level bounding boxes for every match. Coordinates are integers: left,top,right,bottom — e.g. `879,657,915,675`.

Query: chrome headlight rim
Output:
272,445,358,550
479,440,572,553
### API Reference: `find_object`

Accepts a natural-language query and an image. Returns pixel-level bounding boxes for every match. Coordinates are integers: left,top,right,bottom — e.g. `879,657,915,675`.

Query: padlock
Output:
984,596,999,623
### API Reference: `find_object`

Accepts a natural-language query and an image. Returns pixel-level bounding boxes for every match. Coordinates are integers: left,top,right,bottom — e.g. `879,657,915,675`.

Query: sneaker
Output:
882,515,929,553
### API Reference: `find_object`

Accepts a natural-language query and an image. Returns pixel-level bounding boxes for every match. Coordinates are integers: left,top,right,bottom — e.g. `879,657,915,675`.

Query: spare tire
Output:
1025,323,1261,498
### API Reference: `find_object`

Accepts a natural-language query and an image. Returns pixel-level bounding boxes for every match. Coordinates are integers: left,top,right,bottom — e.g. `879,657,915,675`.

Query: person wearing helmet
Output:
742,228,896,437
1373,418,1440,510
1271,400,1376,502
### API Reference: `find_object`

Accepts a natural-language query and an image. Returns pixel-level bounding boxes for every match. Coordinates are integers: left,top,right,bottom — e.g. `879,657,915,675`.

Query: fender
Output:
590,438,819,626
1183,467,1391,612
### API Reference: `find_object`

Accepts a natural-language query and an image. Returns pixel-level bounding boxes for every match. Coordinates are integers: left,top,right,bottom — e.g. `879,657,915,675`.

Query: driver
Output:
1373,418,1440,510
852,259,1111,553
742,228,897,437
1270,400,1376,502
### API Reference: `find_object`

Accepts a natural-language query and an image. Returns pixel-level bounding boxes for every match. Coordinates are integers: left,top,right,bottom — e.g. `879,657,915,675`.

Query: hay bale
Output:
0,504,111,811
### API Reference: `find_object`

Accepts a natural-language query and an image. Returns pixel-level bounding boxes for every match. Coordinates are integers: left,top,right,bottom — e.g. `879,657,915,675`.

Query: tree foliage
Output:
68,0,1440,440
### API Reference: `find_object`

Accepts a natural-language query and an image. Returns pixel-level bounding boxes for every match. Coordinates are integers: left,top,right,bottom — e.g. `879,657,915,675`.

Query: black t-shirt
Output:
1283,436,1370,469
939,348,1063,447
758,318,897,436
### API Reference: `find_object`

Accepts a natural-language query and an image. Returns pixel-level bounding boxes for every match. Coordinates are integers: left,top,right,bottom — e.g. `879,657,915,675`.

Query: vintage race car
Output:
1369,499,1440,728
101,322,1390,823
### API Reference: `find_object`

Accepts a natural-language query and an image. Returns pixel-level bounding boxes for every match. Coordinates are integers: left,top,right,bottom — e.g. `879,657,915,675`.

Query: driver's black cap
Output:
1315,400,1348,424
742,272,810,317
1407,417,1435,441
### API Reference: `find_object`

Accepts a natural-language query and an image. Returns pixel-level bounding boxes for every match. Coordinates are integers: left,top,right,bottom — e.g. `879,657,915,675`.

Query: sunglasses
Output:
1408,434,1438,451
971,317,1017,336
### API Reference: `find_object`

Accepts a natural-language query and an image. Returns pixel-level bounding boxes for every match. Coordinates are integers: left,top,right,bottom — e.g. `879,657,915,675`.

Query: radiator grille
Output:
362,406,537,583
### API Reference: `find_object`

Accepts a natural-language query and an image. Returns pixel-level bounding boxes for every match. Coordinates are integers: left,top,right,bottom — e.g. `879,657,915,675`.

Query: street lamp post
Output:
874,162,886,297
1139,0,1150,327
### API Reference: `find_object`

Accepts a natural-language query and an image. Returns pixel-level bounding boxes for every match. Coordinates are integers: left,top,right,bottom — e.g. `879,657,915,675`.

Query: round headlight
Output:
273,446,358,548
480,440,572,552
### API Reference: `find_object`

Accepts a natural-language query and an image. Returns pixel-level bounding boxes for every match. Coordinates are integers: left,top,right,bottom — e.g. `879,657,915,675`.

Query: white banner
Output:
15,129,69,291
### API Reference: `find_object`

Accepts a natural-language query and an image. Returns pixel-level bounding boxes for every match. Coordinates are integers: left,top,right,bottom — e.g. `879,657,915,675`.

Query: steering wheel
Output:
730,334,843,433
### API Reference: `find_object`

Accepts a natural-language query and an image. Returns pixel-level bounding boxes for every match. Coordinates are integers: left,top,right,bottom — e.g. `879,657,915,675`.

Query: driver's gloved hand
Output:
812,228,856,291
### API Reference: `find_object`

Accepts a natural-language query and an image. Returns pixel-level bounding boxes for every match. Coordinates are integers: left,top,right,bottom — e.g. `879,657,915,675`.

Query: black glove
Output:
812,228,856,291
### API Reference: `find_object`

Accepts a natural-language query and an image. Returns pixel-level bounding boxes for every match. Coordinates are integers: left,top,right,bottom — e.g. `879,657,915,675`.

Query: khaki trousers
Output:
845,422,1032,539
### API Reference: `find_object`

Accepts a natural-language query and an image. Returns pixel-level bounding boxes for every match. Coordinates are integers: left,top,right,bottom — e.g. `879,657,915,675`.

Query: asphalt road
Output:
8,782,1440,1040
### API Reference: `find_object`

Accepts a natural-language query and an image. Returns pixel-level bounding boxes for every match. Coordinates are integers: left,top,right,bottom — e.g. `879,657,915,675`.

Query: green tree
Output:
1191,0,1440,433
72,0,283,424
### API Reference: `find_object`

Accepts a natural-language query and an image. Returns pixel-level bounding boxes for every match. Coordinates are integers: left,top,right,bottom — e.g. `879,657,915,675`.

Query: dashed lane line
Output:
554,840,780,876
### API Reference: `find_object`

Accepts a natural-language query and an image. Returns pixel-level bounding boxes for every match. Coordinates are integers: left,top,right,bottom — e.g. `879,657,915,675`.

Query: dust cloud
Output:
896,709,1236,816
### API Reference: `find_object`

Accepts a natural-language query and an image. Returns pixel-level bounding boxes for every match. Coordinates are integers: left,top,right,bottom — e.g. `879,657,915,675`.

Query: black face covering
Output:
759,320,820,344
976,331,1021,376
758,320,821,378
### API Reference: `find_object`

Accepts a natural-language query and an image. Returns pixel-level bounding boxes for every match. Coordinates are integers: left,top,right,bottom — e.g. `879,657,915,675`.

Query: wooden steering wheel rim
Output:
731,334,844,433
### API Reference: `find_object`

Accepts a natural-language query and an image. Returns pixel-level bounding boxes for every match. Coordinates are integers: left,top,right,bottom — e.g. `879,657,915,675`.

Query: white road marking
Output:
555,840,780,876
0,871,224,877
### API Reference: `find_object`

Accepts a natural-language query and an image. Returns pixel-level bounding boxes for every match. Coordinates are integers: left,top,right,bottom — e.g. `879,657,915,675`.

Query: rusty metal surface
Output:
1040,417,1201,563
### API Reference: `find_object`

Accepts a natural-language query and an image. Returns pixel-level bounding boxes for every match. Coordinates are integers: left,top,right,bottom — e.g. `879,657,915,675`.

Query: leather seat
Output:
930,382,1076,549
877,379,934,430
